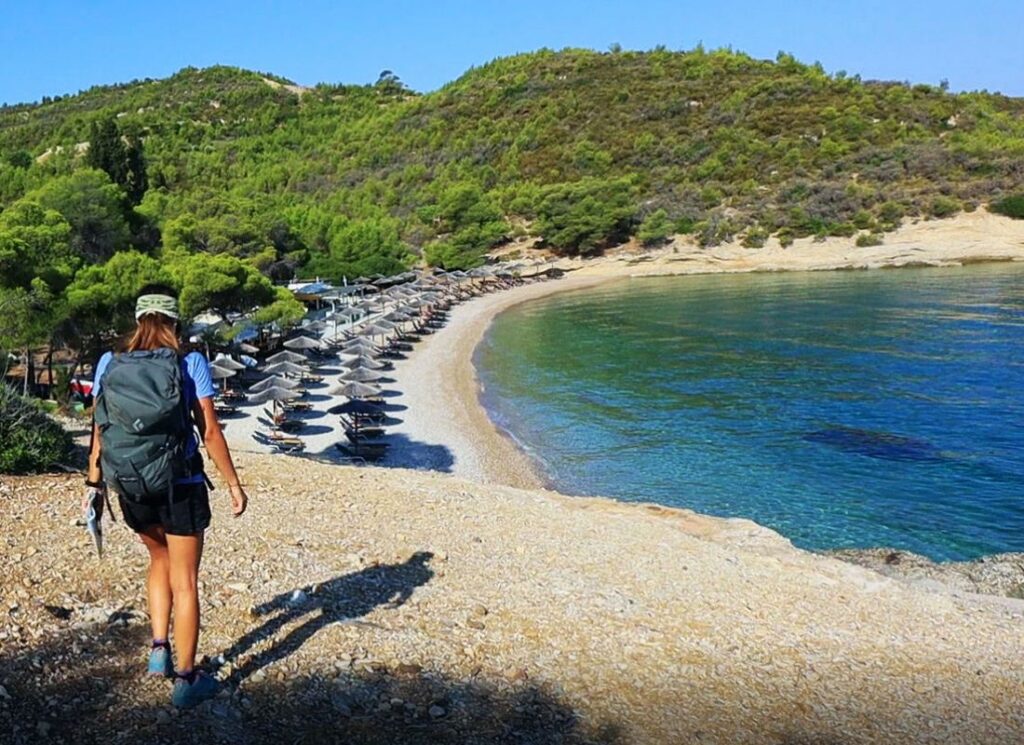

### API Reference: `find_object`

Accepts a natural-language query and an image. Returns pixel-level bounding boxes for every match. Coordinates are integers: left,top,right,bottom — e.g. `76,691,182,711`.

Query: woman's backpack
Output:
94,348,194,503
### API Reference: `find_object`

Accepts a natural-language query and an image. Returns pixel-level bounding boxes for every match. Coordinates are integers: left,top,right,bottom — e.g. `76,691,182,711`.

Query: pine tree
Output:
86,118,127,186
123,136,148,206
85,118,147,205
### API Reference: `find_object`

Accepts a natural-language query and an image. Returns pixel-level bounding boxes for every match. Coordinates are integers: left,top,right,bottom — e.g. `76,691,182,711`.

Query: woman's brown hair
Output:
124,312,181,353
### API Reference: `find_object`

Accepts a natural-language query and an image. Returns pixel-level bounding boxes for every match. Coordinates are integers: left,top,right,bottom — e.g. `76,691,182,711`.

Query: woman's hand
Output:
229,483,248,517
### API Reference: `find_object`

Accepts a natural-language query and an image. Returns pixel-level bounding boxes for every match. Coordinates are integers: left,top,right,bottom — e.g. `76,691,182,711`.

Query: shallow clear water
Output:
476,264,1024,561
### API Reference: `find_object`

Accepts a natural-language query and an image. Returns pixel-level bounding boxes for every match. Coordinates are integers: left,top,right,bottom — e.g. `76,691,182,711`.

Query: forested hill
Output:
2,47,1024,292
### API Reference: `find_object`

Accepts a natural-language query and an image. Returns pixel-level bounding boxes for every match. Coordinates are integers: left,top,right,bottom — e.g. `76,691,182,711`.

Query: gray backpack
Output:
94,348,195,503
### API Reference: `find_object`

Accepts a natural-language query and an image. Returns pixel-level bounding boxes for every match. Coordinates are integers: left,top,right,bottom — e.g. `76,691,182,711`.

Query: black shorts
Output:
118,481,212,536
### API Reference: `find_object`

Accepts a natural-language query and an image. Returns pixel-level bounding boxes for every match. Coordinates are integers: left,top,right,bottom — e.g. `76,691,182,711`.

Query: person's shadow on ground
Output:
221,551,434,685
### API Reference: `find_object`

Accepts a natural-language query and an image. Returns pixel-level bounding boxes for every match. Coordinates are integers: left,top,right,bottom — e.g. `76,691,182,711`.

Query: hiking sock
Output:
176,669,198,685
152,638,170,649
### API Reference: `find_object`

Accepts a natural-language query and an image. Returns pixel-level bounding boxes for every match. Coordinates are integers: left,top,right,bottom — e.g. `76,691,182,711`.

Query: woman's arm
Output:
192,397,248,517
86,421,102,484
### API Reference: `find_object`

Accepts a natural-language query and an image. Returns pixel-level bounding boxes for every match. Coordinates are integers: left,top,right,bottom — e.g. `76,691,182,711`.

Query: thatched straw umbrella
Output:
250,375,300,392
339,367,384,383
266,350,308,365
262,361,308,377
328,381,382,399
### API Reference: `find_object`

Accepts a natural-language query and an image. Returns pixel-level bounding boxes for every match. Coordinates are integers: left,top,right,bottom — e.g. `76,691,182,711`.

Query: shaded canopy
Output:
262,361,308,376
250,375,301,392
266,350,308,365
328,399,383,416
212,355,246,371
339,367,385,383
247,386,301,404
283,336,324,351
339,354,386,370
208,365,237,380
328,381,382,399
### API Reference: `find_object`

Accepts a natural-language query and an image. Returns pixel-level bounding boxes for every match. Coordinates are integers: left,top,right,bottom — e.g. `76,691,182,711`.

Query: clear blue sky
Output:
2,0,1022,105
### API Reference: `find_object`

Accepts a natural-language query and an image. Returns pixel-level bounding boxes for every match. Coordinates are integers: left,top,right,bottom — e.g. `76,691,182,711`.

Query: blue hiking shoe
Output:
148,645,174,678
171,671,219,709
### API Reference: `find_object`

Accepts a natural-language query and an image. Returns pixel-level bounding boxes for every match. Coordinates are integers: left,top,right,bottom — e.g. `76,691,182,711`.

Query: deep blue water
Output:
475,264,1024,561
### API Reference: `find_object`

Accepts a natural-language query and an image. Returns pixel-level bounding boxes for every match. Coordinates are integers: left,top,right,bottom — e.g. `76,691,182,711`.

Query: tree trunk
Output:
46,345,54,402
23,347,33,397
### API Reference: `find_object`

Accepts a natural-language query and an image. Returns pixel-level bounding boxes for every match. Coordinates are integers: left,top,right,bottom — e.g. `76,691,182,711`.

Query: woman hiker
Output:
85,284,248,708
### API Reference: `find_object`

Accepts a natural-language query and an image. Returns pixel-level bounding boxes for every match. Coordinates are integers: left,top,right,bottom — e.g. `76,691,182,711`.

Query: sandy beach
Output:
355,209,1024,490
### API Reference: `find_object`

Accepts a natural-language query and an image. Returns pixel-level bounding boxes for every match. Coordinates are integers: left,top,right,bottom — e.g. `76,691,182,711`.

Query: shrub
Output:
0,384,73,474
877,201,904,230
855,232,884,247
776,227,795,247
990,194,1024,219
829,222,857,237
852,209,875,230
696,216,737,247
637,209,672,246
930,196,960,218
741,226,768,248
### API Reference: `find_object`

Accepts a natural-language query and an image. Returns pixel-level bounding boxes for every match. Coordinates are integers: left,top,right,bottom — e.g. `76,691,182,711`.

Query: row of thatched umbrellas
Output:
213,264,547,454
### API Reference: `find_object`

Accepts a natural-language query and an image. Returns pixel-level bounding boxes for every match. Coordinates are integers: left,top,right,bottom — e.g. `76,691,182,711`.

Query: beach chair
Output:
252,431,305,454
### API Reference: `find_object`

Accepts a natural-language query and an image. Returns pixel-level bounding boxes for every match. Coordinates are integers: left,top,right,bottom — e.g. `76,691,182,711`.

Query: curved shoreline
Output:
397,210,1024,492
383,272,626,489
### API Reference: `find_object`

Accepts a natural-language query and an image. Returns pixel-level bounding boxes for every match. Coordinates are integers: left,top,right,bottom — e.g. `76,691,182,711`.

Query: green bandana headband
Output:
135,294,180,321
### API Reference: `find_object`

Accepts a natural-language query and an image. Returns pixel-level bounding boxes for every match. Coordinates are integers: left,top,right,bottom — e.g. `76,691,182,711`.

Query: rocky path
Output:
2,453,1023,744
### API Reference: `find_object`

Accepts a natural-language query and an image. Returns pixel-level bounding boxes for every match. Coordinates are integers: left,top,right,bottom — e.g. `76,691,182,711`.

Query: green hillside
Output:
1,48,1023,355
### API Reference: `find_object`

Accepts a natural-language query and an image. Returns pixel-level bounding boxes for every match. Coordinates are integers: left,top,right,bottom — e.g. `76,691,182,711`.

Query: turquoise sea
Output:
475,264,1024,561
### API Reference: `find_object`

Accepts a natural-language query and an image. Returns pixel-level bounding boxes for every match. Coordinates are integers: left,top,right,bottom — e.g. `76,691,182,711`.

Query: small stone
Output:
0,684,10,700
211,702,230,718
428,704,446,719
466,619,485,630
471,604,489,617
395,662,421,675
226,583,248,592
155,710,170,725
288,590,307,606
36,721,51,736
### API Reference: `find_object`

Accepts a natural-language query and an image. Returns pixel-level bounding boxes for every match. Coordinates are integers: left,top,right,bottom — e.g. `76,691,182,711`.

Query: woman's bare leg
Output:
166,531,205,672
139,526,171,641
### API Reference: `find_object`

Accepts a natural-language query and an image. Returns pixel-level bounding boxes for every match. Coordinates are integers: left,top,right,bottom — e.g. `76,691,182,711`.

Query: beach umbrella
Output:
250,375,301,392
358,321,396,336
209,365,237,380
247,385,302,420
301,320,328,332
247,386,300,404
209,364,237,394
339,354,386,370
340,346,381,360
236,342,260,354
212,355,246,371
262,361,308,377
266,350,308,365
327,308,362,323
328,399,383,416
283,336,324,351
328,381,382,399
341,338,380,352
339,367,385,383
